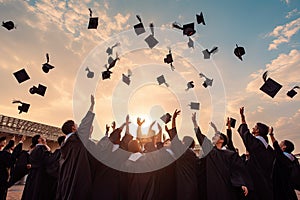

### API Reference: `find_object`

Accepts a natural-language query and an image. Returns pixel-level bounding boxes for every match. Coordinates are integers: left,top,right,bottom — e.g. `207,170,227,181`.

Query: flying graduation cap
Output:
157,75,169,87
164,49,175,71
172,22,196,36
29,84,47,96
202,46,218,59
196,12,206,25
226,117,236,128
185,81,194,91
234,44,245,61
189,102,200,110
88,8,99,29
102,53,120,80
188,37,194,48
144,23,159,49
42,53,55,73
287,86,300,98
13,68,30,84
12,100,30,114
106,42,120,56
2,21,16,30
259,71,282,98
199,73,213,88
134,15,146,35
160,113,172,124
85,67,94,79
122,69,132,85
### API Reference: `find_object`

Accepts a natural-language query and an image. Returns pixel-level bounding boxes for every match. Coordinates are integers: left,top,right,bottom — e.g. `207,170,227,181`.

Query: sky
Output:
1,0,300,153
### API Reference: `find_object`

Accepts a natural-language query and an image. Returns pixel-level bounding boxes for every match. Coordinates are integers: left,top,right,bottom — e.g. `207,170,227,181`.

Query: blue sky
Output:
1,0,300,153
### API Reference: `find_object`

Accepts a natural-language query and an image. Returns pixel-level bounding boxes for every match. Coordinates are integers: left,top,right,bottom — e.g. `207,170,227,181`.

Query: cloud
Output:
286,8,300,19
268,17,300,50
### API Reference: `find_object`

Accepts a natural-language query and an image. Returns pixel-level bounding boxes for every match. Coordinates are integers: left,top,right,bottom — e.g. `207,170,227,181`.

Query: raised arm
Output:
209,122,218,134
136,117,145,137
226,117,236,151
240,107,246,124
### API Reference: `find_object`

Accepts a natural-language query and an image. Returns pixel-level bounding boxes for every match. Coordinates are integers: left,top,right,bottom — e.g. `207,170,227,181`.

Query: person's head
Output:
280,140,294,153
109,128,122,145
252,122,268,137
212,132,228,147
0,136,7,148
144,142,156,153
61,120,77,135
183,136,195,149
3,139,15,151
57,136,66,147
156,142,164,150
128,140,142,153
31,134,43,147
163,139,171,147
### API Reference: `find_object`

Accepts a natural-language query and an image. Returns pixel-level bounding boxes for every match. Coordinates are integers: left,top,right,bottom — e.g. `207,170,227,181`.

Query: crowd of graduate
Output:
0,95,299,200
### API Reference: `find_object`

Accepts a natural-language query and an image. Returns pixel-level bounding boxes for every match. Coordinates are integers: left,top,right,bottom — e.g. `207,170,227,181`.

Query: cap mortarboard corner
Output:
259,71,282,98
189,102,200,110
13,68,30,84
85,67,94,79
42,53,55,73
12,100,30,114
199,73,213,88
2,21,16,30
234,44,245,61
29,84,47,96
134,15,146,35
88,8,99,29
196,12,206,25
287,86,299,98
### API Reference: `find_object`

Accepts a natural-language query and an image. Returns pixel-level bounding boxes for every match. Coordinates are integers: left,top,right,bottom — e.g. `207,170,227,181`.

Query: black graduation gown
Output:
8,150,29,187
196,127,249,200
0,151,12,200
45,149,61,200
56,111,95,200
21,145,51,200
156,161,177,200
272,141,297,200
238,123,275,200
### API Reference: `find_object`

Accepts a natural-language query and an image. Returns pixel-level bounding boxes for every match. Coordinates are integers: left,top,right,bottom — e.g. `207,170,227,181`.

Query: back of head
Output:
109,128,122,144
128,140,141,153
61,120,75,135
0,136,6,143
57,136,66,146
283,140,294,153
156,142,164,149
257,122,269,136
3,139,15,151
144,142,156,152
220,133,228,147
31,134,41,147
183,136,195,149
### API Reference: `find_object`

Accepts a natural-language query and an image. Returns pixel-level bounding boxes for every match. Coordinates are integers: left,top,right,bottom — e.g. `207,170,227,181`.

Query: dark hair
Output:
219,133,228,147
144,142,156,153
183,136,195,149
283,140,294,153
156,142,164,149
57,136,66,146
257,122,269,136
31,134,41,147
128,140,141,153
3,140,14,151
61,120,75,135
0,136,6,142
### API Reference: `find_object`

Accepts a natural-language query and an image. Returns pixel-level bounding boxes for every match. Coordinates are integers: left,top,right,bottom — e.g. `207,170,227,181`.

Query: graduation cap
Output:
202,47,218,59
133,15,145,35
85,67,94,79
108,53,120,69
144,23,159,49
160,113,172,124
196,12,206,25
42,53,55,73
234,44,245,61
188,37,194,48
199,73,213,88
88,8,98,29
106,42,120,56
13,68,30,84
259,71,282,98
122,69,132,85
29,84,47,96
157,75,169,87
189,102,200,110
2,21,16,30
185,81,194,91
226,117,236,128
172,22,196,36
12,100,30,114
287,86,300,98
164,49,175,71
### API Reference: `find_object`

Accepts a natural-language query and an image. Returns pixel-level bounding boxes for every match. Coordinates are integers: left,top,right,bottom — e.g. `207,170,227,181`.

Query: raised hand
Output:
137,117,145,126
240,107,244,116
209,122,218,133
105,124,110,136
149,120,156,129
111,121,116,131
227,117,231,129
89,94,95,112
126,114,131,125
172,109,181,119
157,123,162,132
